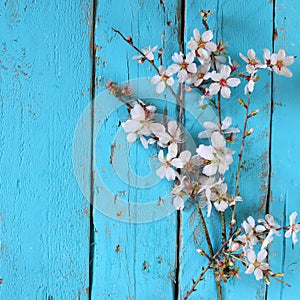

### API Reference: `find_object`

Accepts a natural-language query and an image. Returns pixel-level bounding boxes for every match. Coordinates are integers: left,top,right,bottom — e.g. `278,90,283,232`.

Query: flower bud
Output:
196,249,205,255
248,109,259,118
126,36,133,44
245,128,254,137
238,98,247,108
230,219,236,226
264,276,271,285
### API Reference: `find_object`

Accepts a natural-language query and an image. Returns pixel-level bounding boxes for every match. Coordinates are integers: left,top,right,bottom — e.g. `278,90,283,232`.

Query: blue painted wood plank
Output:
0,1,92,298
181,1,273,299
267,1,300,299
91,0,182,299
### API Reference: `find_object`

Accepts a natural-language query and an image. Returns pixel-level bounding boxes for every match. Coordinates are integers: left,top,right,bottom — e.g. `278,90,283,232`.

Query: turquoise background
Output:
0,0,299,299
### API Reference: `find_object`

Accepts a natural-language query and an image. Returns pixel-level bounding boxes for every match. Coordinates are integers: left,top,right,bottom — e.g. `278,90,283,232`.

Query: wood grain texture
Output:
1,0,300,299
181,1,273,299
0,1,92,298
267,1,300,299
91,0,182,299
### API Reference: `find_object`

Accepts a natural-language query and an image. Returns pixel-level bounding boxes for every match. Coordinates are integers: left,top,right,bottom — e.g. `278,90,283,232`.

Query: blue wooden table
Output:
1,0,299,299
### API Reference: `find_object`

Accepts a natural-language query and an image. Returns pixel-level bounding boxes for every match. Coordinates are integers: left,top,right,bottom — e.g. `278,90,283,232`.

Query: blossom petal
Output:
248,49,256,60
281,66,293,77
254,268,263,280
156,166,166,178
196,144,215,160
151,75,161,84
165,167,176,181
127,132,137,143
156,81,166,93
172,52,183,64
158,150,165,163
187,39,198,51
227,78,241,87
187,63,197,74
193,28,201,41
179,150,191,163
245,264,255,274
221,86,231,98
257,249,268,262
247,250,256,264
284,56,295,66
205,41,217,52
221,117,232,130
186,51,195,63
211,132,226,149
202,30,213,42
123,120,142,132
171,158,184,169
166,77,175,87
203,164,218,176
173,195,184,210
131,104,145,120
209,83,220,95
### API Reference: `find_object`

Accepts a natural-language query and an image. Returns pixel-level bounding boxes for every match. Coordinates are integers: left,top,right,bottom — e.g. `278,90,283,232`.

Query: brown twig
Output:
112,28,183,106
193,196,222,299
184,228,241,299
230,93,251,235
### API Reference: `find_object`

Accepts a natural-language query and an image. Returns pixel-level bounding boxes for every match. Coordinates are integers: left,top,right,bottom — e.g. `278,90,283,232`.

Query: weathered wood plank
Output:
92,0,182,299
0,1,92,298
267,1,300,299
180,1,273,299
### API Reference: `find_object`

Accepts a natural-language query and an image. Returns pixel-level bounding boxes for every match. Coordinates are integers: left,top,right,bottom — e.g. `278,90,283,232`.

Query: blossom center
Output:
180,61,189,70
197,73,204,79
219,78,228,87
276,60,283,70
198,39,206,49
161,74,170,81
249,59,258,66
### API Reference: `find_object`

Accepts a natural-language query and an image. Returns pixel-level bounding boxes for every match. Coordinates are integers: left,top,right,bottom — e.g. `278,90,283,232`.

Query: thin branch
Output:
230,93,251,234
184,228,241,300
112,28,183,105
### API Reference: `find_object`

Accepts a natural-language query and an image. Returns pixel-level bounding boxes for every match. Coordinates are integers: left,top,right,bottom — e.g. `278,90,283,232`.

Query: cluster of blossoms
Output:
147,28,294,97
110,18,296,297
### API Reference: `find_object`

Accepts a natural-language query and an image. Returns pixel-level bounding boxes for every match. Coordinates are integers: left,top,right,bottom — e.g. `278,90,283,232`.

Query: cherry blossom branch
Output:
224,252,291,287
112,28,183,106
194,196,214,256
184,228,241,299
230,93,252,233
200,10,211,31
193,195,223,299
216,91,227,243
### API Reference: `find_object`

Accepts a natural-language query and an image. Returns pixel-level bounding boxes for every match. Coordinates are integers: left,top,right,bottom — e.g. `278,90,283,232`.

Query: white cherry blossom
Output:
196,131,234,176
172,176,187,210
245,249,269,280
209,65,241,98
263,48,272,68
151,66,175,93
169,52,197,82
256,214,280,236
122,102,156,148
285,212,300,245
237,216,258,250
186,64,211,86
198,177,223,217
156,149,190,181
270,49,295,77
187,29,217,63
239,49,266,74
133,45,158,61
244,72,259,94
198,117,239,139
